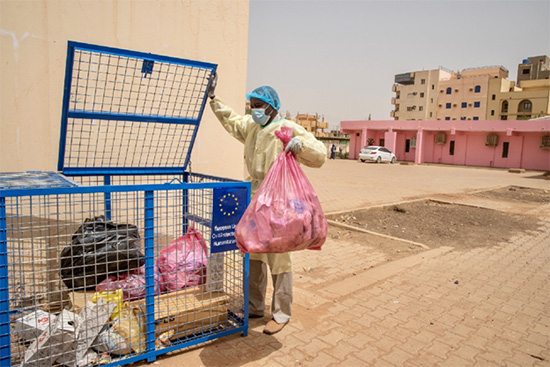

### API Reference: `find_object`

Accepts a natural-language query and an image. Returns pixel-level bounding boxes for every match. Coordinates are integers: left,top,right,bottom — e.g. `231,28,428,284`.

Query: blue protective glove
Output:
285,137,303,155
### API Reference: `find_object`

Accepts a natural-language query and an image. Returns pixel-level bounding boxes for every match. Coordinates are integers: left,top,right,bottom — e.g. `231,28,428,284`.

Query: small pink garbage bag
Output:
157,226,208,292
235,126,327,253
96,265,162,301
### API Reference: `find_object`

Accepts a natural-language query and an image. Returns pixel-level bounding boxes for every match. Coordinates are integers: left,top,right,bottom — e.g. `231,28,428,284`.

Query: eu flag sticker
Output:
211,187,248,253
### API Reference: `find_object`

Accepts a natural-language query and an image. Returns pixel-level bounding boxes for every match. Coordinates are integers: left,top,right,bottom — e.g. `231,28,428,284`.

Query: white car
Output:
359,146,396,163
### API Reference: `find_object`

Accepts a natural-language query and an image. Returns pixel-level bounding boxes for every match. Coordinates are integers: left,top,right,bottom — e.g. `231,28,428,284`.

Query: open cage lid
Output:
58,41,217,175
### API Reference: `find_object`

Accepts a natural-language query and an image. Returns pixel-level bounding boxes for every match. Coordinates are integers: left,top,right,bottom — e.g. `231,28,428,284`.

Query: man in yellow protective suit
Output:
208,74,326,335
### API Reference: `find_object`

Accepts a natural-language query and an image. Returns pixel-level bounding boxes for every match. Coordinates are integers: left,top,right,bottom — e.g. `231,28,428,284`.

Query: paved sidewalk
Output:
155,161,549,367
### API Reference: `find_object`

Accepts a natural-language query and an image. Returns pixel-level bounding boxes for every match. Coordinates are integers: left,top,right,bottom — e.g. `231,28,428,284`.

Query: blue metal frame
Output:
57,41,218,176
3,41,253,366
0,181,249,199
0,180,251,366
0,197,11,365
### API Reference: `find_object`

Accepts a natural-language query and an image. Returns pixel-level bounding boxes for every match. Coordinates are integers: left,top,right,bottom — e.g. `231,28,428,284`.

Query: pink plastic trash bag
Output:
96,265,162,301
235,126,327,253
157,226,208,292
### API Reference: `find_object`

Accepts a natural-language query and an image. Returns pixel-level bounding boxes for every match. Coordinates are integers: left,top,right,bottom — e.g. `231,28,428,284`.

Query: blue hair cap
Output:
246,86,281,111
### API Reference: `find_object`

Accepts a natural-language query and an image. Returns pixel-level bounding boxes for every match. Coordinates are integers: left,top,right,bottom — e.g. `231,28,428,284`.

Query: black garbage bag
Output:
60,215,144,291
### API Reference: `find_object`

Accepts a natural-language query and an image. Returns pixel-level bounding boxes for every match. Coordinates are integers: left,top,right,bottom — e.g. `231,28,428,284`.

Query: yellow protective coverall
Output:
210,96,326,322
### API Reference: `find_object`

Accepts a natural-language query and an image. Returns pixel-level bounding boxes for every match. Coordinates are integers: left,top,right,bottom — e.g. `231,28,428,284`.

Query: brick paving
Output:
155,161,549,367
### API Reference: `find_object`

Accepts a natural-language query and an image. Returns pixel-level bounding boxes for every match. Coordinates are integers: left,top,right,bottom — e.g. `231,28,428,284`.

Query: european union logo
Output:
218,193,241,217
211,187,248,253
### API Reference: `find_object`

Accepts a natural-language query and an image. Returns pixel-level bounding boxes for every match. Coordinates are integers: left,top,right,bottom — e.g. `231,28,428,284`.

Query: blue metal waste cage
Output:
0,42,250,367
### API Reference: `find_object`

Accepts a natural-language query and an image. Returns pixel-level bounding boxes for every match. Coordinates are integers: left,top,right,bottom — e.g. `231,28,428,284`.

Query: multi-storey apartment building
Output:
436,66,508,121
391,68,453,121
517,55,550,85
392,56,550,121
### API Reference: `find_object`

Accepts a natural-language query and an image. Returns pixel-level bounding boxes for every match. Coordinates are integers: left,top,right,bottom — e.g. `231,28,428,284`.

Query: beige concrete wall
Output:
487,78,550,120
0,0,249,180
437,75,490,121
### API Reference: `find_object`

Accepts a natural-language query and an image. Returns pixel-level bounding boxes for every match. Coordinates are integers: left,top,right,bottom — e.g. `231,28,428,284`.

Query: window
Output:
405,139,410,153
446,103,452,109
486,135,498,146
502,142,509,158
429,112,433,117
501,115,508,120
420,92,425,98
522,68,530,75
430,98,433,103
445,117,451,120
502,101,509,113
541,136,550,148
446,87,452,94
410,137,417,148
491,110,495,116
419,106,424,111
432,84,435,90
449,141,455,156
379,138,385,146
519,100,532,112
461,102,467,108
473,116,479,120
474,85,481,93
421,79,426,85
492,94,496,100
460,116,466,120
474,101,481,108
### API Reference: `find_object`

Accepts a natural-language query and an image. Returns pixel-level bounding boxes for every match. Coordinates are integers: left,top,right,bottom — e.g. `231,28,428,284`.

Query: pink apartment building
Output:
340,119,550,171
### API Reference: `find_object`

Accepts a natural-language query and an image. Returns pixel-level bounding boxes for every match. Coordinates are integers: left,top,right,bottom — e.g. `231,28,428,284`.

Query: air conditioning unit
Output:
435,133,446,145
469,88,474,91
486,134,498,147
410,137,417,148
453,104,457,107
540,136,550,149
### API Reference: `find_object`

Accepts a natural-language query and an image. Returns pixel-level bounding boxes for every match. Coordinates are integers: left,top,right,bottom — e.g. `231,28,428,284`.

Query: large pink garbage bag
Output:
96,265,162,301
157,226,208,292
235,126,327,253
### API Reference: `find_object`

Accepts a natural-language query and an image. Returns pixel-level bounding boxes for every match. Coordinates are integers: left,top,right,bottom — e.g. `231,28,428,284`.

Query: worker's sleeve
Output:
292,124,327,168
209,96,250,143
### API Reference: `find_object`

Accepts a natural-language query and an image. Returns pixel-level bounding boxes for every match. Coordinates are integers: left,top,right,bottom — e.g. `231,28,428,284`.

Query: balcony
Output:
394,72,415,85
392,84,399,92
390,110,396,118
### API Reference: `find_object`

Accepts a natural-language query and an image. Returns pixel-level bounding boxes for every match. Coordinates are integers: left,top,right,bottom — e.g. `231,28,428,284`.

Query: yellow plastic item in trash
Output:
93,289,124,320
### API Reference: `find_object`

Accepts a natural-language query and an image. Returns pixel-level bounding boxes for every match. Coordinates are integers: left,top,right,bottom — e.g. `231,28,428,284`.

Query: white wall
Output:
0,0,249,180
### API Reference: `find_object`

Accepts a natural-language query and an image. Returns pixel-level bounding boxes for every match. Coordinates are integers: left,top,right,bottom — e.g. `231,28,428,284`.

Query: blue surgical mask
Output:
251,108,270,126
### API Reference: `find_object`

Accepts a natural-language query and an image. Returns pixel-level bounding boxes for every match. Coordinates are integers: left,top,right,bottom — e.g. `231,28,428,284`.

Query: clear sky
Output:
246,0,550,128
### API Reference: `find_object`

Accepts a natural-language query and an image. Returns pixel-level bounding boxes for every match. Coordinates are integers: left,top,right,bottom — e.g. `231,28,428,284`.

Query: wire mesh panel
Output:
0,180,249,366
58,42,217,176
